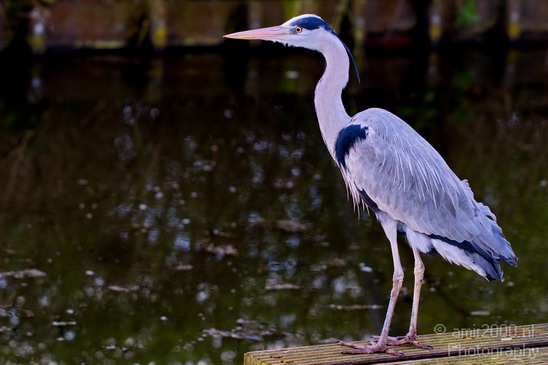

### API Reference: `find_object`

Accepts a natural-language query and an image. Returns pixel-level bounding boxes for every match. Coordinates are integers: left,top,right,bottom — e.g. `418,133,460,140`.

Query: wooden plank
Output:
244,323,548,364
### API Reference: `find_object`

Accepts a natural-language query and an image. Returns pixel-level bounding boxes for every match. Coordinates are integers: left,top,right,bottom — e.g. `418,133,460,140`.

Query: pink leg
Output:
371,246,432,349
339,218,405,356
408,245,424,337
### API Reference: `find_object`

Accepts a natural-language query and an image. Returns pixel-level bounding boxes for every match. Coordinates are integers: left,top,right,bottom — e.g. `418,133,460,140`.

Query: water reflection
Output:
0,46,547,364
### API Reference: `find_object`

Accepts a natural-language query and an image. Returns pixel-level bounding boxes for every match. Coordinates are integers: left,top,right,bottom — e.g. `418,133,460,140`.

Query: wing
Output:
335,108,517,266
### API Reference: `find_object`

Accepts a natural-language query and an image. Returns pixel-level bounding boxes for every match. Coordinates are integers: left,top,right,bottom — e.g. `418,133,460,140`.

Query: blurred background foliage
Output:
0,0,547,55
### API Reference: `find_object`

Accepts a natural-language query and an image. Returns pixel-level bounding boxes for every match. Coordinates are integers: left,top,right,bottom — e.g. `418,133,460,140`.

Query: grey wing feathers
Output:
337,108,517,271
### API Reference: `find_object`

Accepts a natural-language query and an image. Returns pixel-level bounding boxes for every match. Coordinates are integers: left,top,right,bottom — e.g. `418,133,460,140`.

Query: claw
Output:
414,341,433,350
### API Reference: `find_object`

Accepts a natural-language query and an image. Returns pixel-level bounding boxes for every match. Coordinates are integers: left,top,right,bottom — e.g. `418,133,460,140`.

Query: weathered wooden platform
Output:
244,323,548,364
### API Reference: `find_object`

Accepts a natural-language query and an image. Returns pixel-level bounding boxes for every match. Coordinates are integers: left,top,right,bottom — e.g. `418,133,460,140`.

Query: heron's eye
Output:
295,26,303,34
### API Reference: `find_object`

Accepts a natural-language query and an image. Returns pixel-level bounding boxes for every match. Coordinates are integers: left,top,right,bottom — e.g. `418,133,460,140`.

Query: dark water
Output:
0,45,547,364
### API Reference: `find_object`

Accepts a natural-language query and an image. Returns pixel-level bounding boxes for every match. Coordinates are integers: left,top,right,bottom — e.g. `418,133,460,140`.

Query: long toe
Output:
387,335,433,349
338,341,405,356
410,339,433,350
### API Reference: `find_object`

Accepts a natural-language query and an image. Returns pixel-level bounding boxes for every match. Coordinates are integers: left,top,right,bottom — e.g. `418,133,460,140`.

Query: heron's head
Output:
224,14,337,50
224,14,360,82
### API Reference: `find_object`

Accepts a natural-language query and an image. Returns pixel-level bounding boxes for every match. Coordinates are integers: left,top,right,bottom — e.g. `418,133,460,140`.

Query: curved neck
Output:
314,37,351,161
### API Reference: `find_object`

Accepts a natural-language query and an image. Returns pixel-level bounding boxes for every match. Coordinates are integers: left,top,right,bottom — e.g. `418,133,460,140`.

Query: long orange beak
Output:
224,26,288,41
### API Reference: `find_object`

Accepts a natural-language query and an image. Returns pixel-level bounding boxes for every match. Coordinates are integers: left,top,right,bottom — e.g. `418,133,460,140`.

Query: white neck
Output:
314,36,351,161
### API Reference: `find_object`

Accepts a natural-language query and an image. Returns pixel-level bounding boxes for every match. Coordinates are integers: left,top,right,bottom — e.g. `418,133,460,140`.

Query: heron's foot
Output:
370,334,433,350
338,341,405,356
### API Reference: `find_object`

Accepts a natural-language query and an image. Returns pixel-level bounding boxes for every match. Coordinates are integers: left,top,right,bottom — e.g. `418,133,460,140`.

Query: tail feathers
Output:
429,238,505,281
475,202,518,267
490,230,518,267
402,179,517,280
465,252,503,282
461,179,518,267
405,229,510,281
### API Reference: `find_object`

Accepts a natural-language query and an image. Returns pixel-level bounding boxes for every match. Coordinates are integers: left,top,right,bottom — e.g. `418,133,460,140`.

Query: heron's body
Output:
338,107,516,280
225,14,517,355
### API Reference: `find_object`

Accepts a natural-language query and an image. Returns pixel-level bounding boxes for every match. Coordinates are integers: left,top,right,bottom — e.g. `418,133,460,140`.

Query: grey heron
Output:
224,14,517,355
